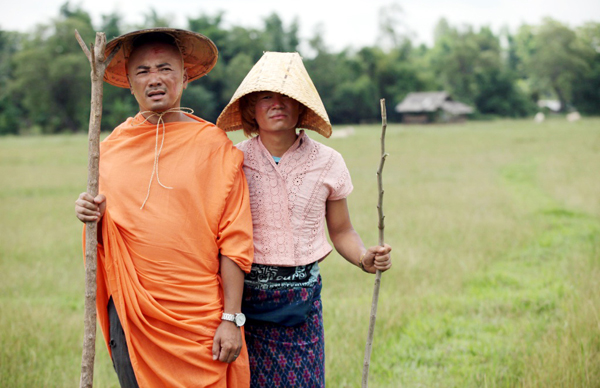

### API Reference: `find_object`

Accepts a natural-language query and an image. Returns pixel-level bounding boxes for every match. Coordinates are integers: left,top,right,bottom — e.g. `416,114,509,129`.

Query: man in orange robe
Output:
75,29,253,387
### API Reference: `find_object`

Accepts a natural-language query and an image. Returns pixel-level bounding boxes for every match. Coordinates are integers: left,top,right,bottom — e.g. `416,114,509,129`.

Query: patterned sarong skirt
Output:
242,263,325,388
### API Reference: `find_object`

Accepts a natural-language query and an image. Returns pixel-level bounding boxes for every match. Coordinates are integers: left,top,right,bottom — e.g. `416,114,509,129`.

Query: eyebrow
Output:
135,63,173,70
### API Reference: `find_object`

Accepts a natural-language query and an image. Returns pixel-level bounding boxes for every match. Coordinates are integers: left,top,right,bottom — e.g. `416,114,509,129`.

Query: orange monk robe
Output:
91,113,253,387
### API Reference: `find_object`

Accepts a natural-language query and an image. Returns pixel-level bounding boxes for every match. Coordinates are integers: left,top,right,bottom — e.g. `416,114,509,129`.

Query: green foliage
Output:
8,3,94,134
221,53,255,103
332,74,379,123
429,22,532,117
429,23,487,104
571,22,600,114
377,45,438,121
0,31,22,135
181,84,219,121
101,86,137,130
304,49,347,121
474,68,536,117
263,13,300,52
1,4,598,136
0,98,21,135
515,18,592,111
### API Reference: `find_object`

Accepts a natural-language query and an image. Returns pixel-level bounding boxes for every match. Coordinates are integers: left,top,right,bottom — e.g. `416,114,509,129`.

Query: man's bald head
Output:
125,33,189,114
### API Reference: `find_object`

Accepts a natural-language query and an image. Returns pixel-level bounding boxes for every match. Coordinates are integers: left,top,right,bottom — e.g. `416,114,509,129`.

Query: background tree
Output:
571,22,600,114
0,30,23,135
0,2,598,135
375,44,437,121
263,13,300,52
303,25,347,122
428,20,534,117
9,3,94,133
97,12,136,131
429,22,488,105
516,18,590,111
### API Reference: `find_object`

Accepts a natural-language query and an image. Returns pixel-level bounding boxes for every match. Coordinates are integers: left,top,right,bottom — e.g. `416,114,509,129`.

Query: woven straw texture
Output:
103,28,218,89
216,52,331,138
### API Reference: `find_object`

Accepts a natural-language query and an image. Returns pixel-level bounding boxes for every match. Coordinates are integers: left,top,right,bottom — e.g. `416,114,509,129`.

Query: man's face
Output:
254,92,302,134
126,42,188,113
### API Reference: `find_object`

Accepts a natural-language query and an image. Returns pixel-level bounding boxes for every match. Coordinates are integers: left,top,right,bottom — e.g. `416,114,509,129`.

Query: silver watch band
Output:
221,313,235,322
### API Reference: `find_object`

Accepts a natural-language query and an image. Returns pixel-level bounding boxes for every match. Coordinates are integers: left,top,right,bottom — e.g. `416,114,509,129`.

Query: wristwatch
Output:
221,312,246,327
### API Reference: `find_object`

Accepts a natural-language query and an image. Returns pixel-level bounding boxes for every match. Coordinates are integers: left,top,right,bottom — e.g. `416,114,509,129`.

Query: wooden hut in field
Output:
395,91,474,123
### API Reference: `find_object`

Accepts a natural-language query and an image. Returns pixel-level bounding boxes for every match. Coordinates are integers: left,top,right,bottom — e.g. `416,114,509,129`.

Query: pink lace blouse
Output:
236,131,353,266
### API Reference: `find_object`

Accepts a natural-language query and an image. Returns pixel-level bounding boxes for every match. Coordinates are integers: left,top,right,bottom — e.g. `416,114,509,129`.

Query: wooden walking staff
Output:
74,29,119,388
362,98,389,388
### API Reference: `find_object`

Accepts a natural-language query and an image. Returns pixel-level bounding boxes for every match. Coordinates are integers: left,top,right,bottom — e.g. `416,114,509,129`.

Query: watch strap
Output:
221,313,235,322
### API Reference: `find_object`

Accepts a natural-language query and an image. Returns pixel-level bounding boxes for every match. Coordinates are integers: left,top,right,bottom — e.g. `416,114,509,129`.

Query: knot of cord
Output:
135,107,194,209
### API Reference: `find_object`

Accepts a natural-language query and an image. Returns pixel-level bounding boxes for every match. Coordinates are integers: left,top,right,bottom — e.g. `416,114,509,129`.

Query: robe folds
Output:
88,113,253,387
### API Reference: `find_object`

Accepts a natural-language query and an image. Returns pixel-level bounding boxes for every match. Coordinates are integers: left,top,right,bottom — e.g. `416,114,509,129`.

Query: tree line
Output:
0,2,598,135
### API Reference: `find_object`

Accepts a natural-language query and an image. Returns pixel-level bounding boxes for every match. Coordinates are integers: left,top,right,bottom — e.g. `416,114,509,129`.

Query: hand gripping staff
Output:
362,99,389,388
74,30,120,388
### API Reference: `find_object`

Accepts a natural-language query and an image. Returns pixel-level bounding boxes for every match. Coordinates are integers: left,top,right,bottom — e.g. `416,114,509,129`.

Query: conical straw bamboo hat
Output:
103,28,218,89
216,52,332,138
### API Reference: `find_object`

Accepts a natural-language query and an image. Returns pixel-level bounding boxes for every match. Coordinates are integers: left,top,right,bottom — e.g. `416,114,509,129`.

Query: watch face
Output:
235,313,246,327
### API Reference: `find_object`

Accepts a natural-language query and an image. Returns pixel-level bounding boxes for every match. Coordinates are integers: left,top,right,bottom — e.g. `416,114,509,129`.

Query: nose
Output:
147,69,163,86
149,73,162,87
271,94,285,108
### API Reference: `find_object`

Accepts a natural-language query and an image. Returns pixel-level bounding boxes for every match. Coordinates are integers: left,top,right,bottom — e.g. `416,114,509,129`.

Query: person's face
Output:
254,92,302,134
126,42,188,113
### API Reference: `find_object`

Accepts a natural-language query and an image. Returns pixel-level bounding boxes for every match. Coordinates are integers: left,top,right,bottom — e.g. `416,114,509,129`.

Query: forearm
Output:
330,228,366,268
213,255,245,363
219,255,245,313
326,198,366,268
326,198,391,273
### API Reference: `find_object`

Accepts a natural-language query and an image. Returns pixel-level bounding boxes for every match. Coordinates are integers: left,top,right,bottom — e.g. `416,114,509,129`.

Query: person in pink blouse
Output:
216,52,392,388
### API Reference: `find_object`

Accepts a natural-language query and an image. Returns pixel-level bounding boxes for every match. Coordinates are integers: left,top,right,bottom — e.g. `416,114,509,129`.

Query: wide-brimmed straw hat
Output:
103,27,218,89
216,52,332,138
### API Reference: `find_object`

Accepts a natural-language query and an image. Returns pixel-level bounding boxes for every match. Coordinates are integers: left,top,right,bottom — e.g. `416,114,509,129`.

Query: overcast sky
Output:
1,0,599,50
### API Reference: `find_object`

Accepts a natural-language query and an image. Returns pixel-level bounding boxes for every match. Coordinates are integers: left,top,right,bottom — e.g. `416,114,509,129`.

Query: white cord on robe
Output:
133,107,194,209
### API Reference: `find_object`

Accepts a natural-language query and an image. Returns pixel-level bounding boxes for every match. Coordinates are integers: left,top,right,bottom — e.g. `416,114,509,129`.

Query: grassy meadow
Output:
1,117,599,387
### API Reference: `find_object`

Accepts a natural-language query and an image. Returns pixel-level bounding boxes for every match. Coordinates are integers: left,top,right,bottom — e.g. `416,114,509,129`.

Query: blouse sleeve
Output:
328,151,354,201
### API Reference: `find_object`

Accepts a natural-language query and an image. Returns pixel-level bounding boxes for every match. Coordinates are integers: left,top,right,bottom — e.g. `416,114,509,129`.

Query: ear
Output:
182,68,189,90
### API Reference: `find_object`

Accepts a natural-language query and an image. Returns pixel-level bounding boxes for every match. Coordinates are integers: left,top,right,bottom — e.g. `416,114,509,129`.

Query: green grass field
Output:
1,117,599,387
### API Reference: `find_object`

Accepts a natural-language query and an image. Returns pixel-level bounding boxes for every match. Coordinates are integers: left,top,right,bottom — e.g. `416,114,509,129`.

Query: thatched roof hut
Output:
395,91,474,123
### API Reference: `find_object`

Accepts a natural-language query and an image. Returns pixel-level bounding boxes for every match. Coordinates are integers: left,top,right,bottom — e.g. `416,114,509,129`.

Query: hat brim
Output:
217,93,332,138
103,28,218,89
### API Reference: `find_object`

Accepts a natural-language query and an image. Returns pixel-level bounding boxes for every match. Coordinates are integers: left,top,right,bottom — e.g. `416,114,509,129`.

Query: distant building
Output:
395,91,474,123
